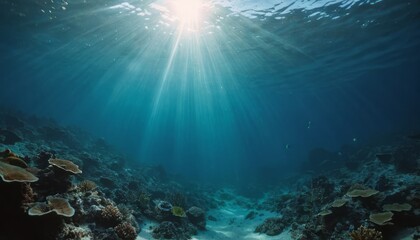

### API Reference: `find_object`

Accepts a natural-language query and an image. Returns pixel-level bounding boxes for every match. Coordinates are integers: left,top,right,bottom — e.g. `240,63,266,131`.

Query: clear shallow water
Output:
0,0,420,182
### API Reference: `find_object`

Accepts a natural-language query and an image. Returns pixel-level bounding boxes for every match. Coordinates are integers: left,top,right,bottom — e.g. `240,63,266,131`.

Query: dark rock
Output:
245,211,257,220
1,114,25,128
302,148,342,172
394,146,419,173
375,153,393,163
34,151,55,169
208,215,217,221
0,129,22,145
376,175,391,191
255,217,285,236
38,126,81,149
152,221,179,239
407,134,420,141
186,207,206,230
127,181,140,191
100,177,116,188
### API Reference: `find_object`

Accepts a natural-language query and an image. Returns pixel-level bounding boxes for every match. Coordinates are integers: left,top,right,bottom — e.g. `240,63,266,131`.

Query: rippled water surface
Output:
2,0,419,90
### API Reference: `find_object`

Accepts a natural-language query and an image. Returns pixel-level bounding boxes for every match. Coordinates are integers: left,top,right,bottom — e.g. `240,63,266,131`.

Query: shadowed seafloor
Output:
0,110,419,239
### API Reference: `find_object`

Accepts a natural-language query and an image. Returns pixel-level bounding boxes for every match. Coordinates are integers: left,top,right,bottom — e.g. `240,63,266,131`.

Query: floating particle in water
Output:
307,121,311,129
353,138,357,142
285,144,289,149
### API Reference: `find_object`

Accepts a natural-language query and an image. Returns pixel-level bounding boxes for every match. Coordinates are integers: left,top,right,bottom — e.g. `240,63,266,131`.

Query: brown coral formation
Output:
2,156,28,168
346,188,379,198
0,161,38,182
78,180,97,192
28,197,75,217
318,209,332,216
349,226,383,240
114,222,137,240
99,205,124,227
382,203,412,212
331,198,347,208
48,158,82,174
369,212,393,225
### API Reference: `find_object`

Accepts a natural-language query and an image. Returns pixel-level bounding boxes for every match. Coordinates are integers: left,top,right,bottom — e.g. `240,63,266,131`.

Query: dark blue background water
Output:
1,0,419,184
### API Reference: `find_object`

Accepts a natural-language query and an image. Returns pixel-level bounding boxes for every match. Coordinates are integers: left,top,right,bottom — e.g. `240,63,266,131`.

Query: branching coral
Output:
137,192,151,209
349,226,383,240
78,180,97,192
99,205,123,227
114,222,137,240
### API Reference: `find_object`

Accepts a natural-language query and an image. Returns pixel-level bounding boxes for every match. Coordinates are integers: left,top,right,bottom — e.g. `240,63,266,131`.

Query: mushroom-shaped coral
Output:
0,161,38,182
0,149,13,157
318,209,332,216
48,158,82,174
346,189,379,198
369,212,393,225
382,203,412,212
28,197,75,217
331,198,347,208
1,156,28,168
0,149,28,168
349,225,383,240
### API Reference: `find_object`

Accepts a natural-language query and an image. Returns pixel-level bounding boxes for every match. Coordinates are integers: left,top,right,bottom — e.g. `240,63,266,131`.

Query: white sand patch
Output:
136,190,293,240
136,220,155,240
194,198,292,240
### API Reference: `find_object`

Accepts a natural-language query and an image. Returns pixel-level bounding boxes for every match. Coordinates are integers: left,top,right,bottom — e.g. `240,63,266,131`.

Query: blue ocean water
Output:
0,0,419,184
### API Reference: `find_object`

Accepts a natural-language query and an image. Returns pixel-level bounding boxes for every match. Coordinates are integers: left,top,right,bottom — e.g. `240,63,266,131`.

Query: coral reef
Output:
77,180,97,192
255,133,420,239
114,222,137,240
98,205,124,227
255,217,285,236
369,212,393,225
349,226,383,240
48,158,82,174
28,197,75,217
1,110,418,240
0,110,211,239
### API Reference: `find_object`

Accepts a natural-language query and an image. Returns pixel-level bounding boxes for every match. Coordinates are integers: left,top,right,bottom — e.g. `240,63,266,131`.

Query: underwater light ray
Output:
30,8,131,63
149,26,185,119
